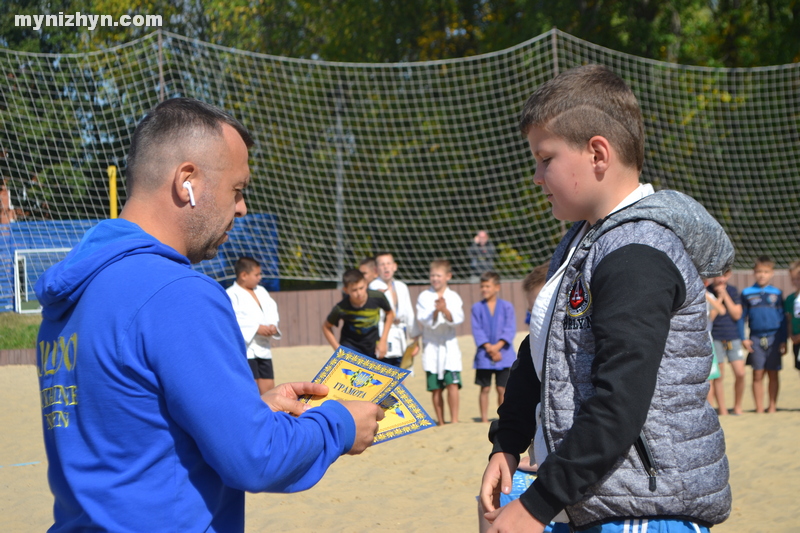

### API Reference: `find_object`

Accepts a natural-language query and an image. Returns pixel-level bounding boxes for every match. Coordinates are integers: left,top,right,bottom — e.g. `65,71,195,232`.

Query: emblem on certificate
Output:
301,347,410,406
301,346,434,443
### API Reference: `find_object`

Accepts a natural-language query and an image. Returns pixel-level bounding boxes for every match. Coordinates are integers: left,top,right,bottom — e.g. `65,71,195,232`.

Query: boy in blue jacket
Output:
741,255,787,413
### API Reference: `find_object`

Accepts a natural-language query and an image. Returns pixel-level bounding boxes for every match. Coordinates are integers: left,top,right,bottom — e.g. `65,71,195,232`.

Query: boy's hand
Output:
480,452,517,514
257,324,278,337
376,340,388,358
484,499,547,533
780,343,787,355
435,297,448,312
261,382,328,416
742,339,754,353
339,401,385,455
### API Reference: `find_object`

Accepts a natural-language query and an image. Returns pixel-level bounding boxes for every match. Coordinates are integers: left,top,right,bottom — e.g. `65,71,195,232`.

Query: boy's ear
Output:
588,135,611,174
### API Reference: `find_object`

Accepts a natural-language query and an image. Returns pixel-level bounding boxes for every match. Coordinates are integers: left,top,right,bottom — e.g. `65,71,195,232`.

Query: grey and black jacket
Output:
491,190,733,530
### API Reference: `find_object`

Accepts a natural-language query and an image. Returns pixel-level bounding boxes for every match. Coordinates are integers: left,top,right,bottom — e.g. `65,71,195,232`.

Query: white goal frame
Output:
14,248,72,314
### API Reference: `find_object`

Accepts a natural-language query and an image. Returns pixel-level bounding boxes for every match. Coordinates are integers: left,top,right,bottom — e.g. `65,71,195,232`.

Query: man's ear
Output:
174,162,197,207
588,136,611,174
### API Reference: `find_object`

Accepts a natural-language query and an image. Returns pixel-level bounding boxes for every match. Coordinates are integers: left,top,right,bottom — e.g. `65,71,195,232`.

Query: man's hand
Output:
743,339,754,353
262,382,328,416
484,499,547,533
339,401,385,455
780,343,787,355
480,452,517,514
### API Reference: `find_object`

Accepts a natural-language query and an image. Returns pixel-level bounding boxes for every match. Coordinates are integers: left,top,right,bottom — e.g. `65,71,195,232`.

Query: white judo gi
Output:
369,277,418,358
416,287,464,378
226,282,282,360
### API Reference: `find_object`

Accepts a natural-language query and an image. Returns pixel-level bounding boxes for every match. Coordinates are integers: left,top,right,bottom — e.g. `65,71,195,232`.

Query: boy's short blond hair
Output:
789,260,800,273
519,64,644,172
430,259,451,273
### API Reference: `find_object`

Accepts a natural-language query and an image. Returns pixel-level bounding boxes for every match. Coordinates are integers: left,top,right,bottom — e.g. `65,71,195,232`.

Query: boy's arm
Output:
416,294,436,327
322,321,339,350
488,335,539,457
472,303,491,348
376,309,395,357
518,244,685,525
496,301,517,352
444,293,465,326
323,305,341,350
717,286,742,321
777,293,788,346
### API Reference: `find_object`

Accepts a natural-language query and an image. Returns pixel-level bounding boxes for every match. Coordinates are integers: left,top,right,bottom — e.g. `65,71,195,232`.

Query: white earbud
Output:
183,181,196,207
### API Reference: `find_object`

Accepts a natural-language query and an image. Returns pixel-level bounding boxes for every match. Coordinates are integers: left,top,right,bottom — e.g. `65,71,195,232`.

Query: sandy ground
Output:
2,334,799,532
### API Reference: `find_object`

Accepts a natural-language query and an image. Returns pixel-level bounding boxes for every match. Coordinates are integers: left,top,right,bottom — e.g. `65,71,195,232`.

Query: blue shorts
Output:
746,334,782,370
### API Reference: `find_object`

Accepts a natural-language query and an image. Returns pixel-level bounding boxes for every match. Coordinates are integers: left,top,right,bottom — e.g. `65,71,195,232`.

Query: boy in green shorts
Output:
416,259,464,425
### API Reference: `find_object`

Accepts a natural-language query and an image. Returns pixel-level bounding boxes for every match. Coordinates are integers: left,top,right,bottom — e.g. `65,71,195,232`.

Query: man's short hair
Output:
519,64,644,172
359,257,377,271
754,255,775,269
430,259,451,273
522,264,548,293
342,269,365,287
234,256,260,277
375,251,394,262
789,260,800,274
126,98,255,192
480,271,500,285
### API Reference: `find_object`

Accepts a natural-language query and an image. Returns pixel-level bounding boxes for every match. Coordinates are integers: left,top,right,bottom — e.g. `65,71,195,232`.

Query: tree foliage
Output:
2,0,798,66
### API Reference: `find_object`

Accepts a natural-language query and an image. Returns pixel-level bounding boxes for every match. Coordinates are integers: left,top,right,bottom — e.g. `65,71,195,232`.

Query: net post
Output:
334,83,345,283
107,165,118,219
158,30,165,102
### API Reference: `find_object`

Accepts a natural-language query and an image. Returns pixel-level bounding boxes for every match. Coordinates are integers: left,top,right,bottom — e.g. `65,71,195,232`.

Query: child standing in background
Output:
710,270,745,415
742,255,787,413
784,260,800,370
227,257,282,394
416,259,464,425
323,269,395,359
471,271,517,423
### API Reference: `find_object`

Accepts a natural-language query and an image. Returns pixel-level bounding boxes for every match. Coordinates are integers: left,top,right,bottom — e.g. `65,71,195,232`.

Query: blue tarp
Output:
1,214,279,312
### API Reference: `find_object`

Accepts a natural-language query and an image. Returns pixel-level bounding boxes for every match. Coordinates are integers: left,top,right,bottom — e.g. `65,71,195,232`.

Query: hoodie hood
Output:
590,189,734,278
35,219,190,321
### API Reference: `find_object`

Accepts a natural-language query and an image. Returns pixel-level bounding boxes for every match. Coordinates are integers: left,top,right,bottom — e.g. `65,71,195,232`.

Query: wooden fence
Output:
2,270,794,365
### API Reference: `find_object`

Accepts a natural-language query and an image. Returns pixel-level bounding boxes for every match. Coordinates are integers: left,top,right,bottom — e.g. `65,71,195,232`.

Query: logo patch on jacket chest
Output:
564,273,592,330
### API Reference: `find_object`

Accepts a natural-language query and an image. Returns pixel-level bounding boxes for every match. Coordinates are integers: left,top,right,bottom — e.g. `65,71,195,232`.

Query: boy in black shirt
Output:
323,269,395,359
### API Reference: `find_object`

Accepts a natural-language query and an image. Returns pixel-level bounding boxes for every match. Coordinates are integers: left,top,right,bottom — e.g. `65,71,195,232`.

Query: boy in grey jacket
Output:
479,65,732,532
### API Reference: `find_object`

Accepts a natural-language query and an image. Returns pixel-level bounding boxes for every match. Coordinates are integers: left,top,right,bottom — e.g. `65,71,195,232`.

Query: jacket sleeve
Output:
499,301,517,346
140,277,356,493
472,303,490,348
446,292,465,326
519,244,686,524
489,335,539,461
227,289,259,344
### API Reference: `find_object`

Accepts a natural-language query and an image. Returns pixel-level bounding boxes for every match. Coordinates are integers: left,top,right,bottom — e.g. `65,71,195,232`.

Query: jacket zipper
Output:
634,431,658,492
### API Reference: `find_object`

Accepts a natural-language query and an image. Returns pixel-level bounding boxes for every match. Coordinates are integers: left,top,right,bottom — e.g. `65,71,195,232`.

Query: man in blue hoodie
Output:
35,98,383,532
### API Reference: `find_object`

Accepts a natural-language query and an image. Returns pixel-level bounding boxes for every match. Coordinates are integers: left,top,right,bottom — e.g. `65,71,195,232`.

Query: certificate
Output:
374,384,436,444
301,347,410,407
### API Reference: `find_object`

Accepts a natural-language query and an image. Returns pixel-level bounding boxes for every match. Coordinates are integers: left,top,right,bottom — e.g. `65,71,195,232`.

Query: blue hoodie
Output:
35,219,355,532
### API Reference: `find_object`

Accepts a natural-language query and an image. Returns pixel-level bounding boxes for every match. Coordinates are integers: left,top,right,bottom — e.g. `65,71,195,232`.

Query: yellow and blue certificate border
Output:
301,347,410,406
374,384,435,444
